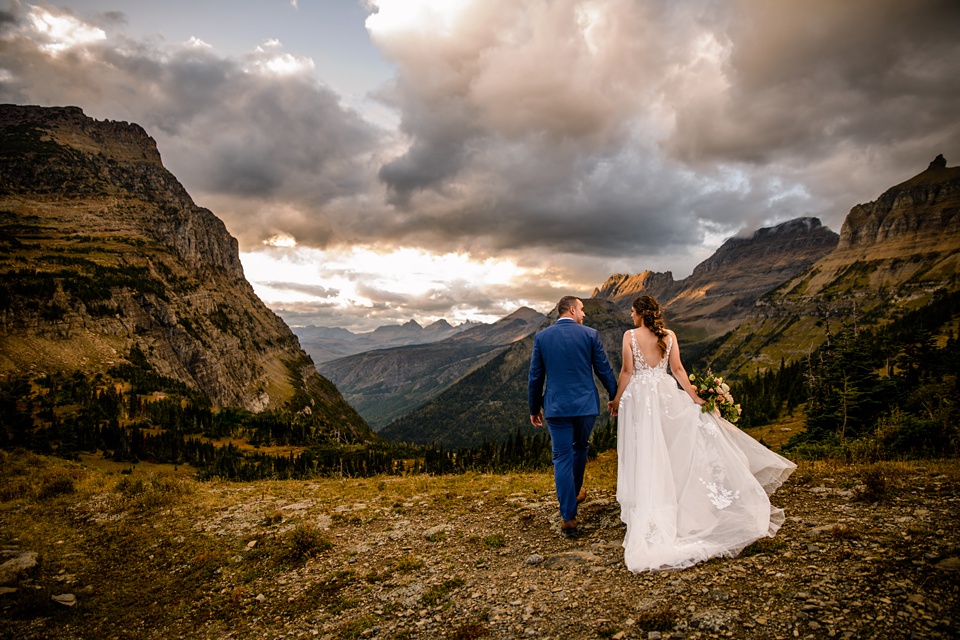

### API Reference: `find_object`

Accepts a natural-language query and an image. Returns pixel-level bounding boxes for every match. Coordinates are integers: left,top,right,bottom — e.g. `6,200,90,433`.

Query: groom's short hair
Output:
557,296,580,316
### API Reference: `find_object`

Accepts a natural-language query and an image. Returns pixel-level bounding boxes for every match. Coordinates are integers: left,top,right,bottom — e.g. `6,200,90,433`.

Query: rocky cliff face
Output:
592,271,680,308
839,155,960,252
707,157,960,374
593,217,839,336
0,104,371,440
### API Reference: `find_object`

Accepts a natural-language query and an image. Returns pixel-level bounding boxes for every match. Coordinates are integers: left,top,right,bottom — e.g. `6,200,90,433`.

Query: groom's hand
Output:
530,411,543,427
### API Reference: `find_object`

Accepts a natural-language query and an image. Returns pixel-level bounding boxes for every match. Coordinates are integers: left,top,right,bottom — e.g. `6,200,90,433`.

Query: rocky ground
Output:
1,451,958,640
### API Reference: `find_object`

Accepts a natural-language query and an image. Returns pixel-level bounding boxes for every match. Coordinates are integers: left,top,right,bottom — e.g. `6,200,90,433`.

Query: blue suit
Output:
529,317,618,522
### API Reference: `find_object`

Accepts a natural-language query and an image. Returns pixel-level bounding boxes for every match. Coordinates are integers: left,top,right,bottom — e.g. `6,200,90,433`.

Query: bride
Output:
608,295,796,572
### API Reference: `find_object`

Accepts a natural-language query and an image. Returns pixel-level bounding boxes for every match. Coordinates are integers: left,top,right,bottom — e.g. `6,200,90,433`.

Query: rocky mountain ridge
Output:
318,307,546,430
293,318,479,365
0,104,371,441
377,300,628,447
593,216,839,337
706,157,960,374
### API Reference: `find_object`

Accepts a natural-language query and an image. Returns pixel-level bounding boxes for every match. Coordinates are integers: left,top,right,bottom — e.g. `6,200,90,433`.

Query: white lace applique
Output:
644,521,663,544
699,477,741,510
699,415,721,437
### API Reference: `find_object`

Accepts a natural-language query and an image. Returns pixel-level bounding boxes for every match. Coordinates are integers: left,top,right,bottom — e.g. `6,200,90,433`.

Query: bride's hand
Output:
607,400,618,416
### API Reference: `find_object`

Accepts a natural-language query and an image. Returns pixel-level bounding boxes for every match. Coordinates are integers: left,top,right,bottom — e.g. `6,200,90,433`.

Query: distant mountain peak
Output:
747,216,825,240
425,319,452,331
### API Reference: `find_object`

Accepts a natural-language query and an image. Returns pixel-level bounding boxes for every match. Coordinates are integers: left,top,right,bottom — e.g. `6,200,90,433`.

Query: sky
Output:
2,0,958,332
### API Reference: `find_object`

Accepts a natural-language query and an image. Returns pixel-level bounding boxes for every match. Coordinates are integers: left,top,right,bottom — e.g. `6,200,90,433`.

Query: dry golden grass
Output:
741,405,806,449
2,449,958,639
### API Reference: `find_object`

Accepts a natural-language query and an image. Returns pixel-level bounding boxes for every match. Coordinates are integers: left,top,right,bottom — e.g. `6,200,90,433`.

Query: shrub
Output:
279,523,332,563
38,477,75,499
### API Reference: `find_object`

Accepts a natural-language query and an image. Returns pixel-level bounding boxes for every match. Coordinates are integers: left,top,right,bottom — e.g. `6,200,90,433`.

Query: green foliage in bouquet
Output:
690,370,742,424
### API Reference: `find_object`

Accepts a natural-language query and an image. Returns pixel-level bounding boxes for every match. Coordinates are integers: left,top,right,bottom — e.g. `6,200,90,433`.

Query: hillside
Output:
378,300,630,448
319,307,545,430
2,450,958,639
706,156,960,375
0,104,371,442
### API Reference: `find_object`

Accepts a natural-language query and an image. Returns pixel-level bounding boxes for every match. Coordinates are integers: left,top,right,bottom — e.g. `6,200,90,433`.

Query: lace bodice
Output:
631,329,672,378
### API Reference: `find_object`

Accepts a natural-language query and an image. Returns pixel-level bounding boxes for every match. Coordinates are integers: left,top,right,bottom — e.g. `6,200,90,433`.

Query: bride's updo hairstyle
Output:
633,295,668,357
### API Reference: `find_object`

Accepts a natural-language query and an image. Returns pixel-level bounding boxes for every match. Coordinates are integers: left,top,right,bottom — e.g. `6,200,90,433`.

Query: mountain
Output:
706,156,960,374
0,104,372,441
377,300,630,448
319,307,546,430
593,217,839,340
293,318,477,364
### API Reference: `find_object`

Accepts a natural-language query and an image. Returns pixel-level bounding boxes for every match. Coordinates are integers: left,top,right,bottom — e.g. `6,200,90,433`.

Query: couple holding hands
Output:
528,295,795,572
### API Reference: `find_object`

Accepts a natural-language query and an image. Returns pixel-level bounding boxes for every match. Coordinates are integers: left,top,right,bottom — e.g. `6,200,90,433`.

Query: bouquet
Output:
689,370,742,424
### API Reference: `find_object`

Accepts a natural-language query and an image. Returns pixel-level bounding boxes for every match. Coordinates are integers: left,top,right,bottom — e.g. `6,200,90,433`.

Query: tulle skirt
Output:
616,372,796,572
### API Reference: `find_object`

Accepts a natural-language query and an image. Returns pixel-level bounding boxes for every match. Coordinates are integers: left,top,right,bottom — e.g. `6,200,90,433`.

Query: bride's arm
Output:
668,330,704,405
608,331,634,415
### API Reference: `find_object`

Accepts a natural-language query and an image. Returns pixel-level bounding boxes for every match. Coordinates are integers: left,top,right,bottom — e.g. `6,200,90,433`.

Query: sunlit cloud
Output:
264,233,297,248
27,5,106,54
250,39,315,76
240,245,558,330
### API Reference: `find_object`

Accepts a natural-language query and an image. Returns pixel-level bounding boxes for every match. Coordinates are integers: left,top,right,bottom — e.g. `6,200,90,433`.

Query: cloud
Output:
260,282,340,299
361,0,959,267
668,0,960,164
2,0,958,331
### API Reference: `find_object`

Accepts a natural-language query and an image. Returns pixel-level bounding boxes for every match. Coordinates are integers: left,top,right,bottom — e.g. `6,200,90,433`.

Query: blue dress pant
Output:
546,415,595,521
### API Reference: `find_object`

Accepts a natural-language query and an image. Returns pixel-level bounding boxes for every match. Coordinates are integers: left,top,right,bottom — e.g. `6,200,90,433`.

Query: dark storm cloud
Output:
366,0,960,264
0,2,385,248
670,0,960,168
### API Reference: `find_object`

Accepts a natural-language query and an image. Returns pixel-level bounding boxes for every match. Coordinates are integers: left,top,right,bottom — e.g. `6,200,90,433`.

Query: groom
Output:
529,296,618,537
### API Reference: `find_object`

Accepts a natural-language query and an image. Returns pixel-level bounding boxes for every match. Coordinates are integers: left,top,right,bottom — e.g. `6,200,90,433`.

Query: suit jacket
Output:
528,317,619,419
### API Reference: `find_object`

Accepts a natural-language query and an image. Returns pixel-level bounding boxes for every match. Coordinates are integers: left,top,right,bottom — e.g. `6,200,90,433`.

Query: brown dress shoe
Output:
560,518,579,537
576,488,586,504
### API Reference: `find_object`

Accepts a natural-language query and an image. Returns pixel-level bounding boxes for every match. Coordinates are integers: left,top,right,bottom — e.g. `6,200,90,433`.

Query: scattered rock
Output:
0,551,38,584
422,525,448,540
51,593,76,607
934,556,960,571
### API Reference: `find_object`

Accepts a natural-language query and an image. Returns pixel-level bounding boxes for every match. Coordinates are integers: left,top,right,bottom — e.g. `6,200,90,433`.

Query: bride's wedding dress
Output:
617,330,796,572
